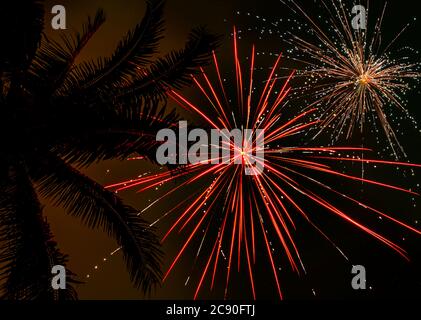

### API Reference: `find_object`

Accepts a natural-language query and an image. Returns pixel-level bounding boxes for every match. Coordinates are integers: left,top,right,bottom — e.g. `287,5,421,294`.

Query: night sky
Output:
39,0,421,299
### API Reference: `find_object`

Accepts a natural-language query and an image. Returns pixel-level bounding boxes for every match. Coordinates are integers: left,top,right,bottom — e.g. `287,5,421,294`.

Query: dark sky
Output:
39,0,421,299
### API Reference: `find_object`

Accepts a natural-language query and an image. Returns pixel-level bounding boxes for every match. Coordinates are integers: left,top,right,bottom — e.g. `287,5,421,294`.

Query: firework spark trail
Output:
268,0,421,159
102,27,421,299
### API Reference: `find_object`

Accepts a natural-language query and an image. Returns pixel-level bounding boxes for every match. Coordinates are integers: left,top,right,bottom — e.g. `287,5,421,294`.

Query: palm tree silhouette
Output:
0,0,218,300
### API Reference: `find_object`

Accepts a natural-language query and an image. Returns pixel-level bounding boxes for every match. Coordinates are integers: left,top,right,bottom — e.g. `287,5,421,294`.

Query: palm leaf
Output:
67,0,165,93
54,103,178,167
29,153,163,293
28,9,105,95
117,27,220,100
0,161,78,300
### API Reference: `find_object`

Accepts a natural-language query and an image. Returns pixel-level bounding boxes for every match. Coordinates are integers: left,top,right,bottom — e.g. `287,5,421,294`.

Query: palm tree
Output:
0,0,218,300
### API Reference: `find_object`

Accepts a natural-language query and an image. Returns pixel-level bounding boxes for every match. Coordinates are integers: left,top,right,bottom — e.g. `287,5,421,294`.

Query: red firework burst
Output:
107,28,421,299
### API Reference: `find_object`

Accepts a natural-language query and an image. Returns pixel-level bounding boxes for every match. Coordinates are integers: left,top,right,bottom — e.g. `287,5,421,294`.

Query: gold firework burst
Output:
283,0,420,157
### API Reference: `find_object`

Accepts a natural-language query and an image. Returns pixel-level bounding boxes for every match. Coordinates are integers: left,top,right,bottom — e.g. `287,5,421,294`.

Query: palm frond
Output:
29,153,163,293
28,9,105,95
0,162,78,300
116,27,220,100
53,102,178,167
66,0,165,93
